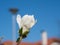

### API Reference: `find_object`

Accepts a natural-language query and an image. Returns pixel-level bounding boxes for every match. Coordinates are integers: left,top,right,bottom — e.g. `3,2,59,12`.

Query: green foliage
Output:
16,37,20,42
18,28,30,38
17,27,30,42
22,31,30,38
18,27,23,36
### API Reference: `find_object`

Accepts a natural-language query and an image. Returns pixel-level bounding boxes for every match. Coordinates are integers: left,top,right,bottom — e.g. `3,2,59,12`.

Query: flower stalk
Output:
17,36,22,45
16,14,37,45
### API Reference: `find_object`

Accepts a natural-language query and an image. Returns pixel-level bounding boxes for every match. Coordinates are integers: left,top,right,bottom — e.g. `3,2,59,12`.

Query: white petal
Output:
22,26,29,34
16,14,21,28
29,15,36,28
22,14,36,28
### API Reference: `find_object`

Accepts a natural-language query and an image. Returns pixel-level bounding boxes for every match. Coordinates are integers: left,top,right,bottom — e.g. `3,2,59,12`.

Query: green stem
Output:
17,36,22,45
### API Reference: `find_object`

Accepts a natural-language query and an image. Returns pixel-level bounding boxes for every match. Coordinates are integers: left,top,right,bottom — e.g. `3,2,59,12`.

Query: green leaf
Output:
16,37,20,42
22,31,30,39
22,34,27,38
19,27,23,36
23,31,30,35
18,28,30,39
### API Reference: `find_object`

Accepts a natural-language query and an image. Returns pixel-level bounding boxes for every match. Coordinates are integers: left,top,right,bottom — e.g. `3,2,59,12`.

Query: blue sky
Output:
0,0,60,42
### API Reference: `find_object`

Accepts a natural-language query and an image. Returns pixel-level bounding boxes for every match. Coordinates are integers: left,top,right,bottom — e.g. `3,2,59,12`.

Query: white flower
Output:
16,14,21,28
16,14,37,33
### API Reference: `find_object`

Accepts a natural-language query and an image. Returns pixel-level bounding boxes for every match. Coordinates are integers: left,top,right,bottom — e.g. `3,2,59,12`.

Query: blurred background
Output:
0,0,60,45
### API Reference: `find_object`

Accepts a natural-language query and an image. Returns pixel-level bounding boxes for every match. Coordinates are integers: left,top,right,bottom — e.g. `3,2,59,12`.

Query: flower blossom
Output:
16,14,37,34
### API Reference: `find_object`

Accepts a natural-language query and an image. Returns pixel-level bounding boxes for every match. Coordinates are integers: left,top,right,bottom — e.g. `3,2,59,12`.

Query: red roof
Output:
3,38,60,45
